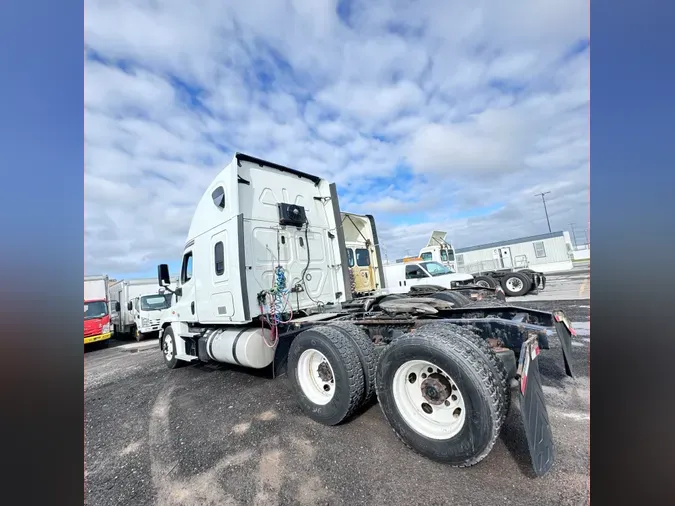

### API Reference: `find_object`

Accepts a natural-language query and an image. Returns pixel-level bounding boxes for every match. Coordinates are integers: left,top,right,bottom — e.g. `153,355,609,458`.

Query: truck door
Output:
404,264,431,289
353,247,375,293
175,249,198,322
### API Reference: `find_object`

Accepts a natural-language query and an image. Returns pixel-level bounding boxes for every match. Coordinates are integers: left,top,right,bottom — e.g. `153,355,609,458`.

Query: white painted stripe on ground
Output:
117,341,157,351
554,411,590,421
571,322,590,336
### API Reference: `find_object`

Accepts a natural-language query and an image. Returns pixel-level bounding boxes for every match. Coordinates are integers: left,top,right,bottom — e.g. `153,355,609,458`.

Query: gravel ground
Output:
85,299,590,506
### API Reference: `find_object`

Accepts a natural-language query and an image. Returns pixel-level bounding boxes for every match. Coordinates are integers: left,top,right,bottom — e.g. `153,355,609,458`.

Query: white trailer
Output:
84,275,109,304
109,278,173,341
153,152,577,478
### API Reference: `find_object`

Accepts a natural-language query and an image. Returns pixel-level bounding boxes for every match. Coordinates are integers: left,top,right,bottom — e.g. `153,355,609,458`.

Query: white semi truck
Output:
110,278,174,341
154,152,577,477
340,212,385,296
418,231,458,271
419,231,546,297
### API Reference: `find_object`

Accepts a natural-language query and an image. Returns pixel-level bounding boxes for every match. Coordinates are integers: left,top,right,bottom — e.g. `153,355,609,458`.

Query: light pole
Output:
535,192,552,233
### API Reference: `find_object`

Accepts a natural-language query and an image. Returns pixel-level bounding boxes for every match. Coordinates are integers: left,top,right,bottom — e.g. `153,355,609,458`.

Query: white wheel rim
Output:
163,334,174,360
505,278,523,292
476,280,490,288
392,360,466,440
297,349,336,405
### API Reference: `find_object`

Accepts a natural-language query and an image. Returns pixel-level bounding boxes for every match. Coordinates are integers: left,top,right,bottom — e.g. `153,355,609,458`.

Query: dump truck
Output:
155,153,577,477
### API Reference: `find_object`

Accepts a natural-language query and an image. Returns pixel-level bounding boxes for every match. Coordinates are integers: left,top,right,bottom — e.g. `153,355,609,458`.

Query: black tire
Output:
427,291,471,308
288,326,365,426
325,322,377,404
376,326,502,467
417,323,510,426
501,272,531,296
161,326,186,369
474,275,497,288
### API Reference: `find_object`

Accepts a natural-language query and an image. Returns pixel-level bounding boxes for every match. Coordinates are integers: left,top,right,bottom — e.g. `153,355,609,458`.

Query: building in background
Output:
455,231,575,274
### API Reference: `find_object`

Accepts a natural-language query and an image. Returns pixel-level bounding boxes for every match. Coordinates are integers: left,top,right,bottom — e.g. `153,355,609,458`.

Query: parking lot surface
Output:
510,263,590,302
85,298,590,506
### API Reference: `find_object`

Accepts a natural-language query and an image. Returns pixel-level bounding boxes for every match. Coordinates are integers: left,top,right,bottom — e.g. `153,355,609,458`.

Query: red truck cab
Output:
84,299,112,345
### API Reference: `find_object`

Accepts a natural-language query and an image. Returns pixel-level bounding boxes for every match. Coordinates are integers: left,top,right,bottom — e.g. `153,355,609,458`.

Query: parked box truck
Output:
84,275,111,346
110,278,174,341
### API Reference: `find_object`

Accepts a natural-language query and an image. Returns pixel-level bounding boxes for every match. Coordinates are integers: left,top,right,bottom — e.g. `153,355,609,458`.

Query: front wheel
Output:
161,327,186,369
376,327,502,467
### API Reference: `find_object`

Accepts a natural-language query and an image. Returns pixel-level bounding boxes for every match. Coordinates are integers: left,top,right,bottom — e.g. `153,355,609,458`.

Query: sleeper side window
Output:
214,242,224,276
347,248,355,267
212,186,225,209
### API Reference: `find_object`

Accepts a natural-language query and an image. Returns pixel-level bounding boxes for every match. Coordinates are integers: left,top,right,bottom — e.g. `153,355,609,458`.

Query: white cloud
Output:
84,0,589,274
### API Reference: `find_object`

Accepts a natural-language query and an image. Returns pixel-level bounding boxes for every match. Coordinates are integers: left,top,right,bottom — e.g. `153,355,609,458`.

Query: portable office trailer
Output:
455,232,574,275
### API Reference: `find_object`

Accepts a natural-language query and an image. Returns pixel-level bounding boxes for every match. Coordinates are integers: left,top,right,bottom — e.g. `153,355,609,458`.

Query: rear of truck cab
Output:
158,153,348,329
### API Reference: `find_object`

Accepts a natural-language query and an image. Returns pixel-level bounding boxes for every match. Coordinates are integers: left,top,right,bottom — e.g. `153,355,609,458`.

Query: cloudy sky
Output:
85,0,589,278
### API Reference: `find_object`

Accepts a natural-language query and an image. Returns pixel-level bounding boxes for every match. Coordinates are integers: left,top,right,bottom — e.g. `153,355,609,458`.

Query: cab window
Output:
355,248,370,267
405,265,429,279
181,251,193,283
420,252,432,261
346,248,355,267
440,250,448,262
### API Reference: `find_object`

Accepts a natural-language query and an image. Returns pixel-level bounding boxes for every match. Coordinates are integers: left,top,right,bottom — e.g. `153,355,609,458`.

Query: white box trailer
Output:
109,278,173,341
84,275,109,303
153,152,577,478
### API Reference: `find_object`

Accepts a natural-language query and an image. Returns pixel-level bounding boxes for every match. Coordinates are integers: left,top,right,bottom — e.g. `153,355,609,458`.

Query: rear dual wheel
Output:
474,275,497,288
376,326,503,467
288,326,368,425
501,272,532,296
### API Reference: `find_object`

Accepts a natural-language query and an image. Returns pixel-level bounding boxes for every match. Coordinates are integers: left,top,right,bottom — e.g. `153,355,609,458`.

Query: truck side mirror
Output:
158,264,171,286
127,301,133,311
115,302,120,312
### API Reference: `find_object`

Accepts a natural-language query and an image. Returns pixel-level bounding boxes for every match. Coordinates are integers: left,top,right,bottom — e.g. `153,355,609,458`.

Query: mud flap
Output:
552,311,575,377
518,337,555,477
